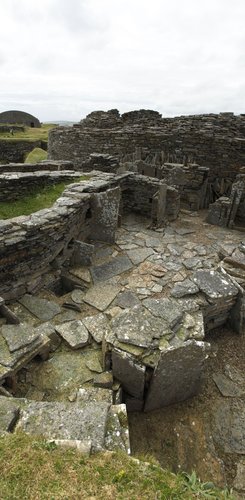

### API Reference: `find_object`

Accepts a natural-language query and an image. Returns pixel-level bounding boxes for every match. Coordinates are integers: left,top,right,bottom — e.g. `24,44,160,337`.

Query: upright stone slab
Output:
90,186,120,243
144,340,209,412
112,349,146,399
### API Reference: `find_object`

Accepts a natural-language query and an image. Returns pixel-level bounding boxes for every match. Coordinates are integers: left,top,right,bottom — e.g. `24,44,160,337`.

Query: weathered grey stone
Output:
192,270,238,299
110,305,170,348
82,313,110,343
0,396,20,432
234,460,245,492
69,267,91,283
70,241,94,266
127,247,154,265
144,340,209,411
116,291,141,309
142,298,183,330
212,400,245,454
105,404,130,454
212,373,245,397
17,400,110,452
55,320,89,349
76,386,113,404
93,371,113,388
90,255,133,283
71,289,85,304
112,349,146,399
83,284,120,312
19,294,61,321
171,279,199,298
90,186,120,243
183,257,203,270
1,323,39,352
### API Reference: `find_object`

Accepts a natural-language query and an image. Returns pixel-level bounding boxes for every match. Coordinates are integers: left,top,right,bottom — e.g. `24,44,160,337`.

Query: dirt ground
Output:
128,326,245,491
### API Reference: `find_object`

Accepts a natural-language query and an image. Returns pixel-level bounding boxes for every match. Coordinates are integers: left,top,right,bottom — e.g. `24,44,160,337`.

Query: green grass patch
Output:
0,123,57,142
24,148,48,163
0,432,233,500
0,180,77,219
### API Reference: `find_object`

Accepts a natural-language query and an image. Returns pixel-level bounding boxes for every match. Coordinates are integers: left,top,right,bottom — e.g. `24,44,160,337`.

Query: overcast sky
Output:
1,0,245,121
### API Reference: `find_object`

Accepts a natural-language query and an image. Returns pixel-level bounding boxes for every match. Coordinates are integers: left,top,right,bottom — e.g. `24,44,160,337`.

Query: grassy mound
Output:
0,433,233,499
24,147,48,163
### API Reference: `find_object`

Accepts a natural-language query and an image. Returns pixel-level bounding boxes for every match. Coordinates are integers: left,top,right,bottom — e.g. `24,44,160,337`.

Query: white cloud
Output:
0,0,245,120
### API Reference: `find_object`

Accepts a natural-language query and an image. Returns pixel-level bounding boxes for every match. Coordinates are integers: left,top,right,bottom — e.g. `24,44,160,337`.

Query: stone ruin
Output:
0,109,244,491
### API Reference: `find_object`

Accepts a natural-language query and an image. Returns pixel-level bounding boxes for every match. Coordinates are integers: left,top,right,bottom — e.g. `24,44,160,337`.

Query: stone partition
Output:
207,169,245,228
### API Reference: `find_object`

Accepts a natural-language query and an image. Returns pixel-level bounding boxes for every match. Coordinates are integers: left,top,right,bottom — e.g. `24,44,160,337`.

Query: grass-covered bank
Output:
0,124,56,142
0,179,85,219
0,433,233,499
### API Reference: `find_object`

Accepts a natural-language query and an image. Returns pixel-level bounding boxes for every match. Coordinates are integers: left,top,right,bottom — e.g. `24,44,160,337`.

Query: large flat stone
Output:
142,298,183,330
110,305,170,348
82,313,111,343
55,320,89,349
127,247,154,265
1,323,39,352
171,279,199,298
144,340,209,411
90,255,133,283
112,349,145,399
19,294,61,321
83,284,120,312
192,270,238,300
17,400,110,452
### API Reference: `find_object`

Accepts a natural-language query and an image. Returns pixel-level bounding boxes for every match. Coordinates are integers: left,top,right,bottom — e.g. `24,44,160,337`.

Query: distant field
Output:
0,123,57,142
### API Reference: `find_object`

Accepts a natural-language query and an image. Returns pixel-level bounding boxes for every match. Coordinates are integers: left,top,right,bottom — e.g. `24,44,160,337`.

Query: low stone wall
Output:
0,140,47,163
0,160,74,174
0,170,84,202
0,171,176,300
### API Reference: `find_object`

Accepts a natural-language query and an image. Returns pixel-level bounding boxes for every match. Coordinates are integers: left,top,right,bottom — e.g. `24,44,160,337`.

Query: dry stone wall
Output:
48,110,245,185
0,171,173,300
0,140,46,163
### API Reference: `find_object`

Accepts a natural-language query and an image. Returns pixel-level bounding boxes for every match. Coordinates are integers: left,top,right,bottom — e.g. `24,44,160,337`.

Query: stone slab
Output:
55,320,89,349
17,400,110,452
83,284,120,312
0,396,20,433
127,247,154,265
192,270,238,300
110,305,170,348
212,400,245,454
116,291,141,309
144,340,209,411
82,313,111,343
1,323,39,352
142,298,183,330
112,349,145,399
171,279,199,298
213,373,245,397
19,294,61,321
90,255,133,283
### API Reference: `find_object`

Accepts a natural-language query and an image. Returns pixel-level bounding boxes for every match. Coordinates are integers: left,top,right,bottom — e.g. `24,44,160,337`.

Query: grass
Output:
0,124,57,142
0,432,233,500
0,181,73,219
24,147,48,163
